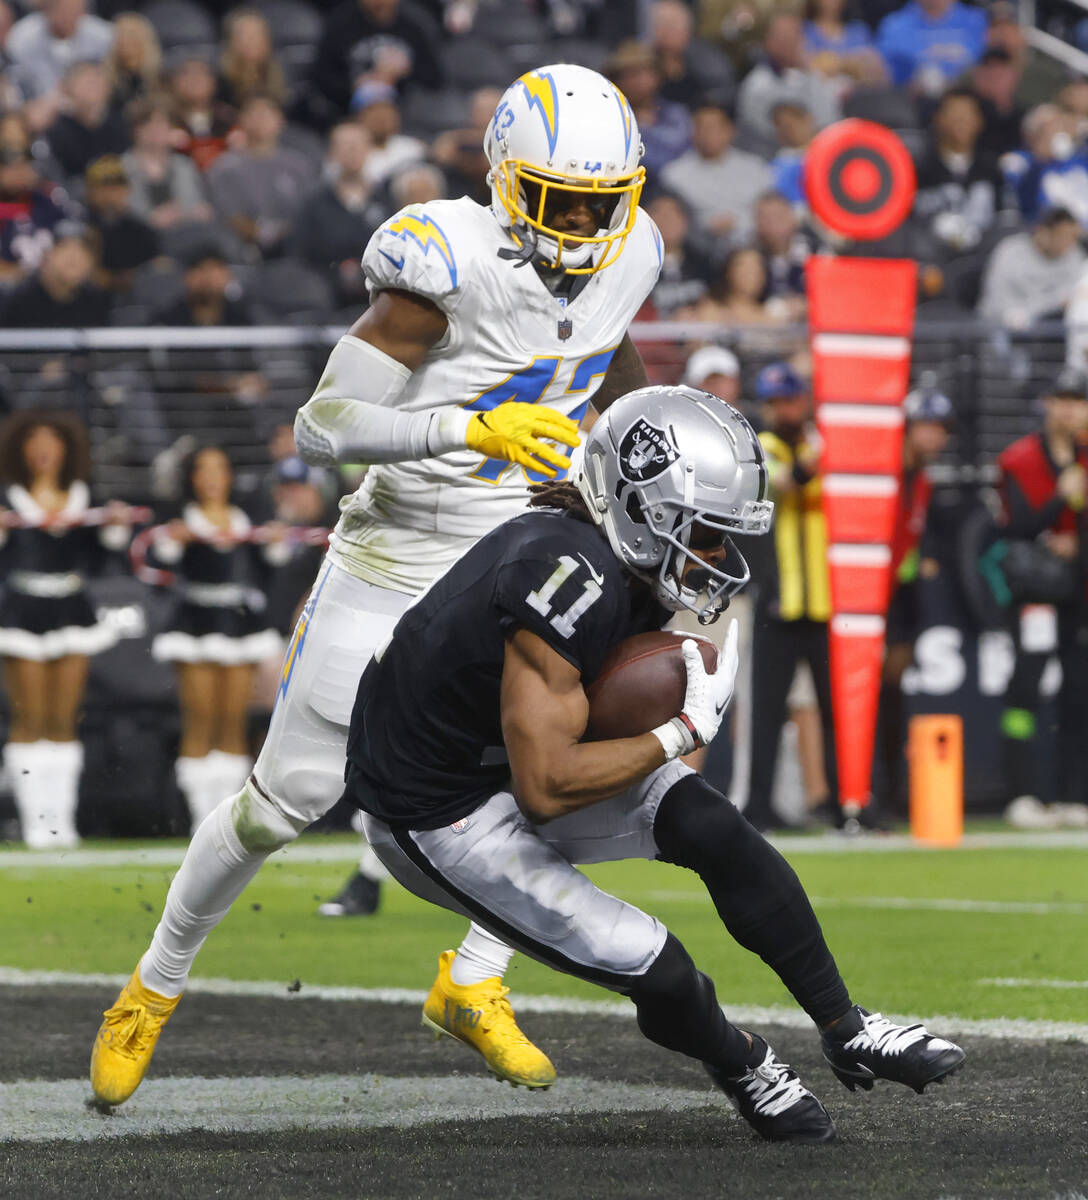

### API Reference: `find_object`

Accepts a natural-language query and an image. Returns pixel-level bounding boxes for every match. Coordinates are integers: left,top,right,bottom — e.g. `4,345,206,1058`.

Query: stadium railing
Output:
0,318,1073,501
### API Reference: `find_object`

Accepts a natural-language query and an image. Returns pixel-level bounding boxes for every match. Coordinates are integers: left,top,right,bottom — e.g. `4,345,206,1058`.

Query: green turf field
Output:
2,834,1086,1024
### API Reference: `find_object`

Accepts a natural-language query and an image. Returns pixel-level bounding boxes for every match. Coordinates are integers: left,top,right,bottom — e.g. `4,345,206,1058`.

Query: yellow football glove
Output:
465,402,581,478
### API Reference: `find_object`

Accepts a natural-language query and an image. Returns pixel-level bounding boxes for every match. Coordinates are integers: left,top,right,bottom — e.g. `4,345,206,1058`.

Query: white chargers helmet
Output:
575,386,774,622
485,63,645,274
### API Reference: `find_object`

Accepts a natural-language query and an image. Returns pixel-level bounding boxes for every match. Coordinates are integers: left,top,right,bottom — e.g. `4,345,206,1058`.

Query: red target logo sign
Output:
803,119,916,241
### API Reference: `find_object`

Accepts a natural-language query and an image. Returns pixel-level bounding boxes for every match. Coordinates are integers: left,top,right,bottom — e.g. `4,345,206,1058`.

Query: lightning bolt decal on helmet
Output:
485,63,646,275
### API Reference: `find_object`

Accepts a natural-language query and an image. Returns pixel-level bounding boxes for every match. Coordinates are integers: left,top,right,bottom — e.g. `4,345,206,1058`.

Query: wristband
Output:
651,717,696,761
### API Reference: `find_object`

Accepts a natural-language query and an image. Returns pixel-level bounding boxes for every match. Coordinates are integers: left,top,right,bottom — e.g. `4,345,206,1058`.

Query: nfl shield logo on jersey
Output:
618,418,679,482
557,317,573,341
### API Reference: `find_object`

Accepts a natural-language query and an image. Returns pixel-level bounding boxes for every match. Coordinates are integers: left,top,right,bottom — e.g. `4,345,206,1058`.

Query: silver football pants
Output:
361,758,692,990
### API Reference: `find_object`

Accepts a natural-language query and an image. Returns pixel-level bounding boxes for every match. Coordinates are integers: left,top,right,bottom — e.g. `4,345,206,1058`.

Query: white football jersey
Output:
327,196,663,592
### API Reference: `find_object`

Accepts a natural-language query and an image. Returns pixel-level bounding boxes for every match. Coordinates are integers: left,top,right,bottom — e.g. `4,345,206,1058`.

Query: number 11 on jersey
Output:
526,555,602,638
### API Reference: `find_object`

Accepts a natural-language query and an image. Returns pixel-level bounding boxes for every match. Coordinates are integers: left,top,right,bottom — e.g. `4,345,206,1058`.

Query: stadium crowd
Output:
0,0,1086,332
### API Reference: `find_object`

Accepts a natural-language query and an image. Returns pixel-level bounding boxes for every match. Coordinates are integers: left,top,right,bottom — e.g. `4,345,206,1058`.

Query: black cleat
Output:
317,870,381,917
708,1040,837,1144
822,1006,965,1094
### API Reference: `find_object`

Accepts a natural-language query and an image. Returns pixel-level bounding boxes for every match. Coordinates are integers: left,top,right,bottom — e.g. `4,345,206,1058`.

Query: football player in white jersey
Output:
90,64,665,1108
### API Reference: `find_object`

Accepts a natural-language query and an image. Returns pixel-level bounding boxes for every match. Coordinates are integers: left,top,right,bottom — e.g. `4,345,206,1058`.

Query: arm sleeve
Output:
293,335,471,467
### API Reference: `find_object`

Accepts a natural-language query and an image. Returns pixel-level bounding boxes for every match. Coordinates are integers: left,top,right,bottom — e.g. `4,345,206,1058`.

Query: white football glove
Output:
651,621,740,760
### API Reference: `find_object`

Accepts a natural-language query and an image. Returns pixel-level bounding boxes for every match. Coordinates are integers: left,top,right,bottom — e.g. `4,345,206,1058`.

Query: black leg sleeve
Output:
654,772,851,1027
629,932,752,1077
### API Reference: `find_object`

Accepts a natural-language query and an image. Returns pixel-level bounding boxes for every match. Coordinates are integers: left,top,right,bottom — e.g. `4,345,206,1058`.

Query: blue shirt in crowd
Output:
803,19,876,57
875,1,987,87
772,151,806,208
1003,150,1088,226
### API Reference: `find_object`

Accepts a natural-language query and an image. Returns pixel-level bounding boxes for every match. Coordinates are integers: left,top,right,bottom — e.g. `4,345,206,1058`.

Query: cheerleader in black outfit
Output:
0,412,132,848
150,446,286,831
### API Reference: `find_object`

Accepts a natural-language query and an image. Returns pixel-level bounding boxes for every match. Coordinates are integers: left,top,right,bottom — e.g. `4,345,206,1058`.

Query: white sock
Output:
4,741,53,849
357,840,390,883
449,922,515,986
41,740,83,849
175,755,221,833
139,795,269,997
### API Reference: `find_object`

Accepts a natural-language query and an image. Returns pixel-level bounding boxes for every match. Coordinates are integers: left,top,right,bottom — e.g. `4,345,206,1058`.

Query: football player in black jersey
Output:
345,386,966,1144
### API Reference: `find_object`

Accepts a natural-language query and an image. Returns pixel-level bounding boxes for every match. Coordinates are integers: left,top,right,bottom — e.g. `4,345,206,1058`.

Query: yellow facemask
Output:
492,160,646,275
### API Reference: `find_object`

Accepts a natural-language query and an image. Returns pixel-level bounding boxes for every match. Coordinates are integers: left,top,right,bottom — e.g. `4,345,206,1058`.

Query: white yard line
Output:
3,967,1086,1044
645,892,1088,915
979,978,1088,990
3,829,1088,870
0,1074,721,1144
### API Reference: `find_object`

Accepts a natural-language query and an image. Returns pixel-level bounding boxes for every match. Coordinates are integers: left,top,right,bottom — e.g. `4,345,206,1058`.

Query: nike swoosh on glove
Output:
651,621,740,759
466,401,581,478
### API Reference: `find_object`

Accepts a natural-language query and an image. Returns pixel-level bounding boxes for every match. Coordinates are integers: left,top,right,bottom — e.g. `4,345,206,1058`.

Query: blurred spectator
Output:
1058,77,1088,145
997,368,1088,820
970,47,1024,159
121,96,214,231
643,191,712,317
6,0,113,128
697,0,803,74
0,111,73,284
678,244,794,326
260,452,332,639
745,361,836,832
206,94,312,259
879,384,953,811
351,82,424,185
1004,104,1088,227
217,7,288,112
82,155,160,294
153,242,253,326
769,98,814,208
736,12,841,144
430,85,500,205
753,189,810,314
983,0,1027,71
605,41,692,179
682,344,742,406
1,224,110,327
661,105,772,245
802,0,886,90
104,12,163,113
914,87,1002,259
302,0,443,129
389,161,446,208
649,0,735,110
978,206,1085,329
1064,251,1088,369
875,0,986,94
291,120,384,306
168,54,235,173
45,60,131,182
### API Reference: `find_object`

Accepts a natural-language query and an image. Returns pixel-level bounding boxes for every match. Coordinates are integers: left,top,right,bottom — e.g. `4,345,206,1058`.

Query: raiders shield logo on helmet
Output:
618,418,679,483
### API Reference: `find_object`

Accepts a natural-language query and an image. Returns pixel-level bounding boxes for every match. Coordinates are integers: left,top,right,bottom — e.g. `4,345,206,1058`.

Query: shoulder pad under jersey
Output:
363,200,467,313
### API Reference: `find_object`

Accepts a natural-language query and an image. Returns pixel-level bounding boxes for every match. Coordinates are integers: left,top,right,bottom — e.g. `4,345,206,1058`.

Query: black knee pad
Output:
653,773,745,872
655,772,813,930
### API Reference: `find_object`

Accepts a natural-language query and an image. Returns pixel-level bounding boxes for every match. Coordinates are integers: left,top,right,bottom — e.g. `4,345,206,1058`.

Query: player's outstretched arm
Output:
501,628,667,824
294,290,579,476
586,333,648,416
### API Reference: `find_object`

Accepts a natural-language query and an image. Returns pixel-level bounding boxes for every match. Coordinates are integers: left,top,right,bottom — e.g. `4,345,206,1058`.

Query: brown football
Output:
583,631,719,742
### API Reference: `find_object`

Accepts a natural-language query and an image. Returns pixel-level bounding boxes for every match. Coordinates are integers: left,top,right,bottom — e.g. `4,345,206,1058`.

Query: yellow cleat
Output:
89,967,181,1105
422,949,556,1089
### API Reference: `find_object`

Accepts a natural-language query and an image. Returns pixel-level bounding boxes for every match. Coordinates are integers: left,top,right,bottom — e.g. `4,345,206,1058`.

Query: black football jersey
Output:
344,508,668,829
